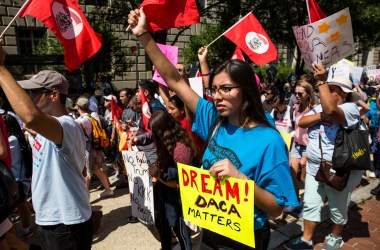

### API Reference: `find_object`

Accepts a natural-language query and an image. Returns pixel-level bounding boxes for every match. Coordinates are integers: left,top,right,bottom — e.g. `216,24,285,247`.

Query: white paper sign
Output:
327,63,351,82
293,8,354,71
364,65,379,83
189,77,204,98
351,66,363,85
122,151,154,225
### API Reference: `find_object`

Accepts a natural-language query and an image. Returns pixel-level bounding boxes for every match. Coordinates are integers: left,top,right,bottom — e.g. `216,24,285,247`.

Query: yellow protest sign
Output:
178,163,255,248
280,132,293,151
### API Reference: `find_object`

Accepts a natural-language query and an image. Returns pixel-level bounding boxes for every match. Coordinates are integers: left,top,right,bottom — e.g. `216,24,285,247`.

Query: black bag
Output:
332,121,371,171
0,160,19,222
315,134,350,191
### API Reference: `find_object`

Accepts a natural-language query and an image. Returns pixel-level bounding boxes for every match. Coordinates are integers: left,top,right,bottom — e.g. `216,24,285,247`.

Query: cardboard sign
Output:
122,151,155,225
293,8,354,71
178,163,255,248
152,43,178,86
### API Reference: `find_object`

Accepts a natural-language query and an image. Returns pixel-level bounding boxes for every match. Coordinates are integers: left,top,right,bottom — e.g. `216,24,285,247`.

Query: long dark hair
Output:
148,110,196,171
209,60,271,127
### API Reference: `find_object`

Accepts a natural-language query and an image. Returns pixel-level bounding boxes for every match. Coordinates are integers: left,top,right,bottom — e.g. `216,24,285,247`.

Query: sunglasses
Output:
295,92,305,97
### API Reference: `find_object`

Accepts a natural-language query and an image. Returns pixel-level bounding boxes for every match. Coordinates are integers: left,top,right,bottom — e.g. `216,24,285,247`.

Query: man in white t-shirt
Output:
0,42,93,250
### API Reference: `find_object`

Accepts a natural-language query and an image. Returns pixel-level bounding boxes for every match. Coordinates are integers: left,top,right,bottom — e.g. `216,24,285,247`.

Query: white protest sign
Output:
351,66,363,85
152,43,178,86
364,65,379,83
189,77,204,98
122,151,155,225
293,8,354,72
327,63,350,82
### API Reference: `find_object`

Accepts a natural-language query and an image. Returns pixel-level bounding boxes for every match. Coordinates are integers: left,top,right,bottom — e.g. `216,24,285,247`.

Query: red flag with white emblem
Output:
140,87,152,132
19,0,102,71
223,12,277,65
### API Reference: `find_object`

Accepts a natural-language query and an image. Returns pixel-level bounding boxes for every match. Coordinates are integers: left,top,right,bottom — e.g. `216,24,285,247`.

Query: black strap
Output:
319,133,323,160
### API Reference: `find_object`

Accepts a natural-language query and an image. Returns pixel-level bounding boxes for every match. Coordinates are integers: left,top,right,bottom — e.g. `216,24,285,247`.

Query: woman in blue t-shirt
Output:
127,9,298,250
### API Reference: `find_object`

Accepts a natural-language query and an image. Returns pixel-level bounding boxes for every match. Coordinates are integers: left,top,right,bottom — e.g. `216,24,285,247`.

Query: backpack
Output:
84,114,110,149
0,160,19,222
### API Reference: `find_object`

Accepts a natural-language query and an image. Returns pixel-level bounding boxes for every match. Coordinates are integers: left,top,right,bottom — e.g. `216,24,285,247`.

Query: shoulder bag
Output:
332,120,371,171
315,134,350,191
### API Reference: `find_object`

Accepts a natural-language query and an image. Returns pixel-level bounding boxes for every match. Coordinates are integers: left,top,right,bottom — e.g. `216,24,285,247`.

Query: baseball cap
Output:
104,95,117,101
327,76,353,93
75,97,89,109
89,102,98,112
18,70,69,95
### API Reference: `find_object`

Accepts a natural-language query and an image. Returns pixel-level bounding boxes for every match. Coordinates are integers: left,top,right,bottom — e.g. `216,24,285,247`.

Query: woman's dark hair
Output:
148,110,196,171
209,60,271,127
2,114,33,178
168,95,184,110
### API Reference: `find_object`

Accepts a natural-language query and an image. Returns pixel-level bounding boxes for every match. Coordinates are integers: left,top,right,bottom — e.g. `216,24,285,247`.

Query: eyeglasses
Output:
295,92,305,97
209,86,240,97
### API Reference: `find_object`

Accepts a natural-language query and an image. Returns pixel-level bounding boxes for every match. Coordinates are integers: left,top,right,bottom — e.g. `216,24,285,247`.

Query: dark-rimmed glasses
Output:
209,86,240,97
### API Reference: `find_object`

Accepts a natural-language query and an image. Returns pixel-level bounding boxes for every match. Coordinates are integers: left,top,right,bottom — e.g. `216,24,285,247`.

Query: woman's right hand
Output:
128,8,148,37
312,62,327,82
197,46,208,63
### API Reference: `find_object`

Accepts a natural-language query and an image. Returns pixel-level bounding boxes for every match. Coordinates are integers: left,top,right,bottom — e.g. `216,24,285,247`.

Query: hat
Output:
104,95,117,102
327,76,353,93
89,102,98,112
66,98,75,110
18,70,69,95
76,97,89,109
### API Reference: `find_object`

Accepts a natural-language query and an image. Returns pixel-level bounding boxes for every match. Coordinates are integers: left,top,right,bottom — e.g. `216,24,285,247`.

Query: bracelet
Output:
200,72,211,77
136,31,149,38
316,81,326,87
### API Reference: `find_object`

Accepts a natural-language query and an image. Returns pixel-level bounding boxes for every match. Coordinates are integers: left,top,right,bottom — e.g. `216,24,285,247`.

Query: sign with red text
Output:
178,163,255,248
122,151,155,225
152,43,178,86
293,8,354,72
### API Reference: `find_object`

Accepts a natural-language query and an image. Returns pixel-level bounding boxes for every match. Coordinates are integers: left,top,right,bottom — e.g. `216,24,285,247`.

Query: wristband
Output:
316,81,326,87
136,31,149,38
200,72,210,77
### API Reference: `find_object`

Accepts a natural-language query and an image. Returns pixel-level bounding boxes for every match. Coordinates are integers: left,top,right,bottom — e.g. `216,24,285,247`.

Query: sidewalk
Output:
269,176,380,250
24,175,379,249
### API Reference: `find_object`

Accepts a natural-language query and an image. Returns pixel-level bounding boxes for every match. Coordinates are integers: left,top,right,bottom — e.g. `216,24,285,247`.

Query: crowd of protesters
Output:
0,9,379,250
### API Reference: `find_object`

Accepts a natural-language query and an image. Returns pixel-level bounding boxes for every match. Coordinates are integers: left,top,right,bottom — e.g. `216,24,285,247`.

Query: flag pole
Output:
0,0,31,38
206,32,225,48
206,12,251,48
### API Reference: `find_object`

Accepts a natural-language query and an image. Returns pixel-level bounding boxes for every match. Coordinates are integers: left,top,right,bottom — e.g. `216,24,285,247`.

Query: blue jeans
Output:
37,218,93,250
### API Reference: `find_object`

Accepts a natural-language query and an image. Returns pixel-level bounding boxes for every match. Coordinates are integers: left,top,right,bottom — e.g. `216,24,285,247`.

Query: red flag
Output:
140,87,152,132
140,0,200,32
223,12,277,65
19,0,102,71
110,97,123,130
231,47,245,61
306,0,326,23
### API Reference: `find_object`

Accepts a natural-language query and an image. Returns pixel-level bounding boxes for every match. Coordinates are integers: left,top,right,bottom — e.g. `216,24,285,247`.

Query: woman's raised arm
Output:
128,8,200,114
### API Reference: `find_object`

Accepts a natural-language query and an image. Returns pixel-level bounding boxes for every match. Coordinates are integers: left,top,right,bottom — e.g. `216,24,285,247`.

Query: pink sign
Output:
153,43,178,86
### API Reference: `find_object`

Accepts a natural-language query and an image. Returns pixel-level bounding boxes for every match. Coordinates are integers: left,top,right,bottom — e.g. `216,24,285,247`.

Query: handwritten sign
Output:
293,8,354,71
178,163,255,248
364,65,380,83
327,62,351,82
122,151,155,225
152,43,178,86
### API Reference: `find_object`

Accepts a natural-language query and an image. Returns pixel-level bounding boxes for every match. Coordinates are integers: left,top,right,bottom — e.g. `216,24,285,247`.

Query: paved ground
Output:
22,174,380,250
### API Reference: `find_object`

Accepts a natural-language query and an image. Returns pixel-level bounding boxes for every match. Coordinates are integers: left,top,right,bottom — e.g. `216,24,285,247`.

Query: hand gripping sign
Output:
178,163,255,248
